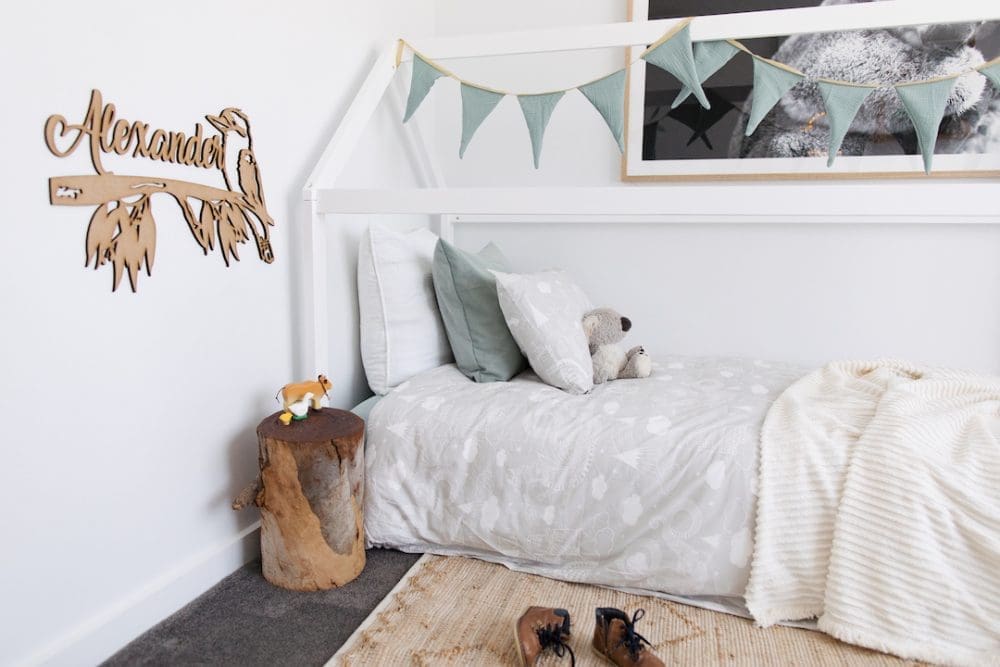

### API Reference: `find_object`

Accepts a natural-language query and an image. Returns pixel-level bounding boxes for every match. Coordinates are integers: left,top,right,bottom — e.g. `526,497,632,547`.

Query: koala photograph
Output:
639,0,1000,165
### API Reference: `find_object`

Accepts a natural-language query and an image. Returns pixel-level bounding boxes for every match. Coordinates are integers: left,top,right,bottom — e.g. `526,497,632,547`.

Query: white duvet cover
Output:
364,356,806,599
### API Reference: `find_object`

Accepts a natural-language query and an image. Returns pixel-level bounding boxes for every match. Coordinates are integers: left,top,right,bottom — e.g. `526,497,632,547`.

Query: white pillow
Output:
493,270,594,394
358,225,452,395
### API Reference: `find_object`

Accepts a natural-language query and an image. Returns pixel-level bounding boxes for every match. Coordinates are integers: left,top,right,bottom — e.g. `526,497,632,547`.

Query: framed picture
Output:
623,0,1000,180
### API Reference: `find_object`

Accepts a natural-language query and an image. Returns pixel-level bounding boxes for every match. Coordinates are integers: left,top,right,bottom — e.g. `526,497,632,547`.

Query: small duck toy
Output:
275,374,332,425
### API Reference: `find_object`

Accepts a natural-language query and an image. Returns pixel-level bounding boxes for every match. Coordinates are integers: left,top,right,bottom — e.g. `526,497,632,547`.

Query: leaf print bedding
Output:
363,356,806,600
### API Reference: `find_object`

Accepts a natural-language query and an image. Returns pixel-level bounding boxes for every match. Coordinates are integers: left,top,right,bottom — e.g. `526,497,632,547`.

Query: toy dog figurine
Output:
276,374,332,425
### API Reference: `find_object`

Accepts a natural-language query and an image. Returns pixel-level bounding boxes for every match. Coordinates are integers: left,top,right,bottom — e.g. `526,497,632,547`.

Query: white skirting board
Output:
19,523,260,667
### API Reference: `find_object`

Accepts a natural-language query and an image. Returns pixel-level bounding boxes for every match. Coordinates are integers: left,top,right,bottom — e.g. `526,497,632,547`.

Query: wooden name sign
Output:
45,89,275,292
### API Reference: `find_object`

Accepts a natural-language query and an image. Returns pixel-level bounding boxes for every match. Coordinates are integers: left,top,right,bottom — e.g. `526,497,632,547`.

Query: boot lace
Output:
537,623,575,666
615,609,652,661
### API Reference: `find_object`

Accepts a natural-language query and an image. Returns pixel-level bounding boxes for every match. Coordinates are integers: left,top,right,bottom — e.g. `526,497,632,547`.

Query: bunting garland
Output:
399,20,997,174
400,18,705,167
578,70,627,152
460,84,504,158
403,55,444,123
817,81,876,166
981,58,1000,90
518,92,565,168
672,40,740,109
640,21,710,109
895,77,960,174
745,56,805,136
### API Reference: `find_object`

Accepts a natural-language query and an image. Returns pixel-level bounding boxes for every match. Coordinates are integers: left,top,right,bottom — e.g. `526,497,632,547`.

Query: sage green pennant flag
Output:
817,81,875,166
895,77,959,174
671,40,740,109
578,70,626,152
518,92,565,168
641,22,709,109
403,55,445,123
460,84,505,158
979,59,1000,90
745,56,804,136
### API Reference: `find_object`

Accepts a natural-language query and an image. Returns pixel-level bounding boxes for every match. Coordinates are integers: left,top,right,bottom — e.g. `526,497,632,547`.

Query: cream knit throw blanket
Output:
745,360,1000,666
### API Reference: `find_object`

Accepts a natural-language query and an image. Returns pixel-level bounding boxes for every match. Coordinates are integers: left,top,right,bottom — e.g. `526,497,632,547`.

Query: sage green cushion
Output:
432,240,527,382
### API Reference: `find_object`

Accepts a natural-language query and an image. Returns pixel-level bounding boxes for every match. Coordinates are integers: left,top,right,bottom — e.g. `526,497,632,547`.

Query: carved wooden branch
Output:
49,174,247,208
232,476,262,510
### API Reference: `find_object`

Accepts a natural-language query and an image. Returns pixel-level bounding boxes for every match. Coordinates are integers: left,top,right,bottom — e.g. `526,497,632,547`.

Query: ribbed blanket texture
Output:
746,360,1000,666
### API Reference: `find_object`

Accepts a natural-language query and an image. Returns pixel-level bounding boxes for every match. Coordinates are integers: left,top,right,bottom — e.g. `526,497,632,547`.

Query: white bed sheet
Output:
363,355,807,600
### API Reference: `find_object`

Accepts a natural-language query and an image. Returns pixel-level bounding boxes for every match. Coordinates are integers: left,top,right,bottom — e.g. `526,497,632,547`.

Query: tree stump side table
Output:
237,408,366,591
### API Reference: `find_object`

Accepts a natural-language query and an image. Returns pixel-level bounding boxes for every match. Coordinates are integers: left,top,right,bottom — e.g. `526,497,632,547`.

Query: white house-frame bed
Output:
300,3,1000,662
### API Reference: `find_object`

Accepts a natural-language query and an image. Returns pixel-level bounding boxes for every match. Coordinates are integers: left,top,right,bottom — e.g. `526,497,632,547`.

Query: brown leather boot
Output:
592,608,663,666
515,607,575,666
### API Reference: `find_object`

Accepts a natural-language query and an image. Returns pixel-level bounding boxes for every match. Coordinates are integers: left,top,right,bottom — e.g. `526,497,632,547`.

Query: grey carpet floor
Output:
104,549,422,667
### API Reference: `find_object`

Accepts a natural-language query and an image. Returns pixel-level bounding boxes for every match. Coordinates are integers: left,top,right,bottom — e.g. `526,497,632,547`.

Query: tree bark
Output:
253,408,366,591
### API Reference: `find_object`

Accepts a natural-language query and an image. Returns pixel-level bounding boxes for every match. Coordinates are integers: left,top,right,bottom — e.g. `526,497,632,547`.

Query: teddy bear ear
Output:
582,314,598,338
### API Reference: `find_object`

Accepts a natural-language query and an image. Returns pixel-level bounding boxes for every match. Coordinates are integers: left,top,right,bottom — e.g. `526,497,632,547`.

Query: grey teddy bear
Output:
731,0,1000,160
582,308,652,385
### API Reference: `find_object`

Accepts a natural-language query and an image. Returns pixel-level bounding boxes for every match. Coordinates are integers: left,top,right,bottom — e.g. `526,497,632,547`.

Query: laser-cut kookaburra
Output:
206,108,275,263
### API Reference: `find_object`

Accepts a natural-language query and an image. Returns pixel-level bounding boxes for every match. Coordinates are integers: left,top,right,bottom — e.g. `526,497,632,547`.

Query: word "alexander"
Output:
45,89,224,174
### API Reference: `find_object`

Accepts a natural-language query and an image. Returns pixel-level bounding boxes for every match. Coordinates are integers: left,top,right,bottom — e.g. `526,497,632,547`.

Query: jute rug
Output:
329,555,927,666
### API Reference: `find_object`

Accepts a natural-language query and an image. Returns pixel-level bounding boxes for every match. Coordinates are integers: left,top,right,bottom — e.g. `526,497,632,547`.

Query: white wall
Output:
436,0,1000,373
455,221,1000,372
0,2,432,665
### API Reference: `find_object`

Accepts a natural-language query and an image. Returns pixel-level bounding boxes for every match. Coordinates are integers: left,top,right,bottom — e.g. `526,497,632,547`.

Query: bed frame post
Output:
299,38,452,382
298,196,328,378
439,215,456,242
299,41,401,377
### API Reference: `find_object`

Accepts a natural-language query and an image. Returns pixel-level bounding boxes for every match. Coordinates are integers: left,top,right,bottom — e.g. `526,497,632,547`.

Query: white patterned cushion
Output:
493,270,593,394
358,225,452,395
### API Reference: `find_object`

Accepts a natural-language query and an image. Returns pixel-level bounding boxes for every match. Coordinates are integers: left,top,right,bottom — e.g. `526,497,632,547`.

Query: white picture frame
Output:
623,0,1000,181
